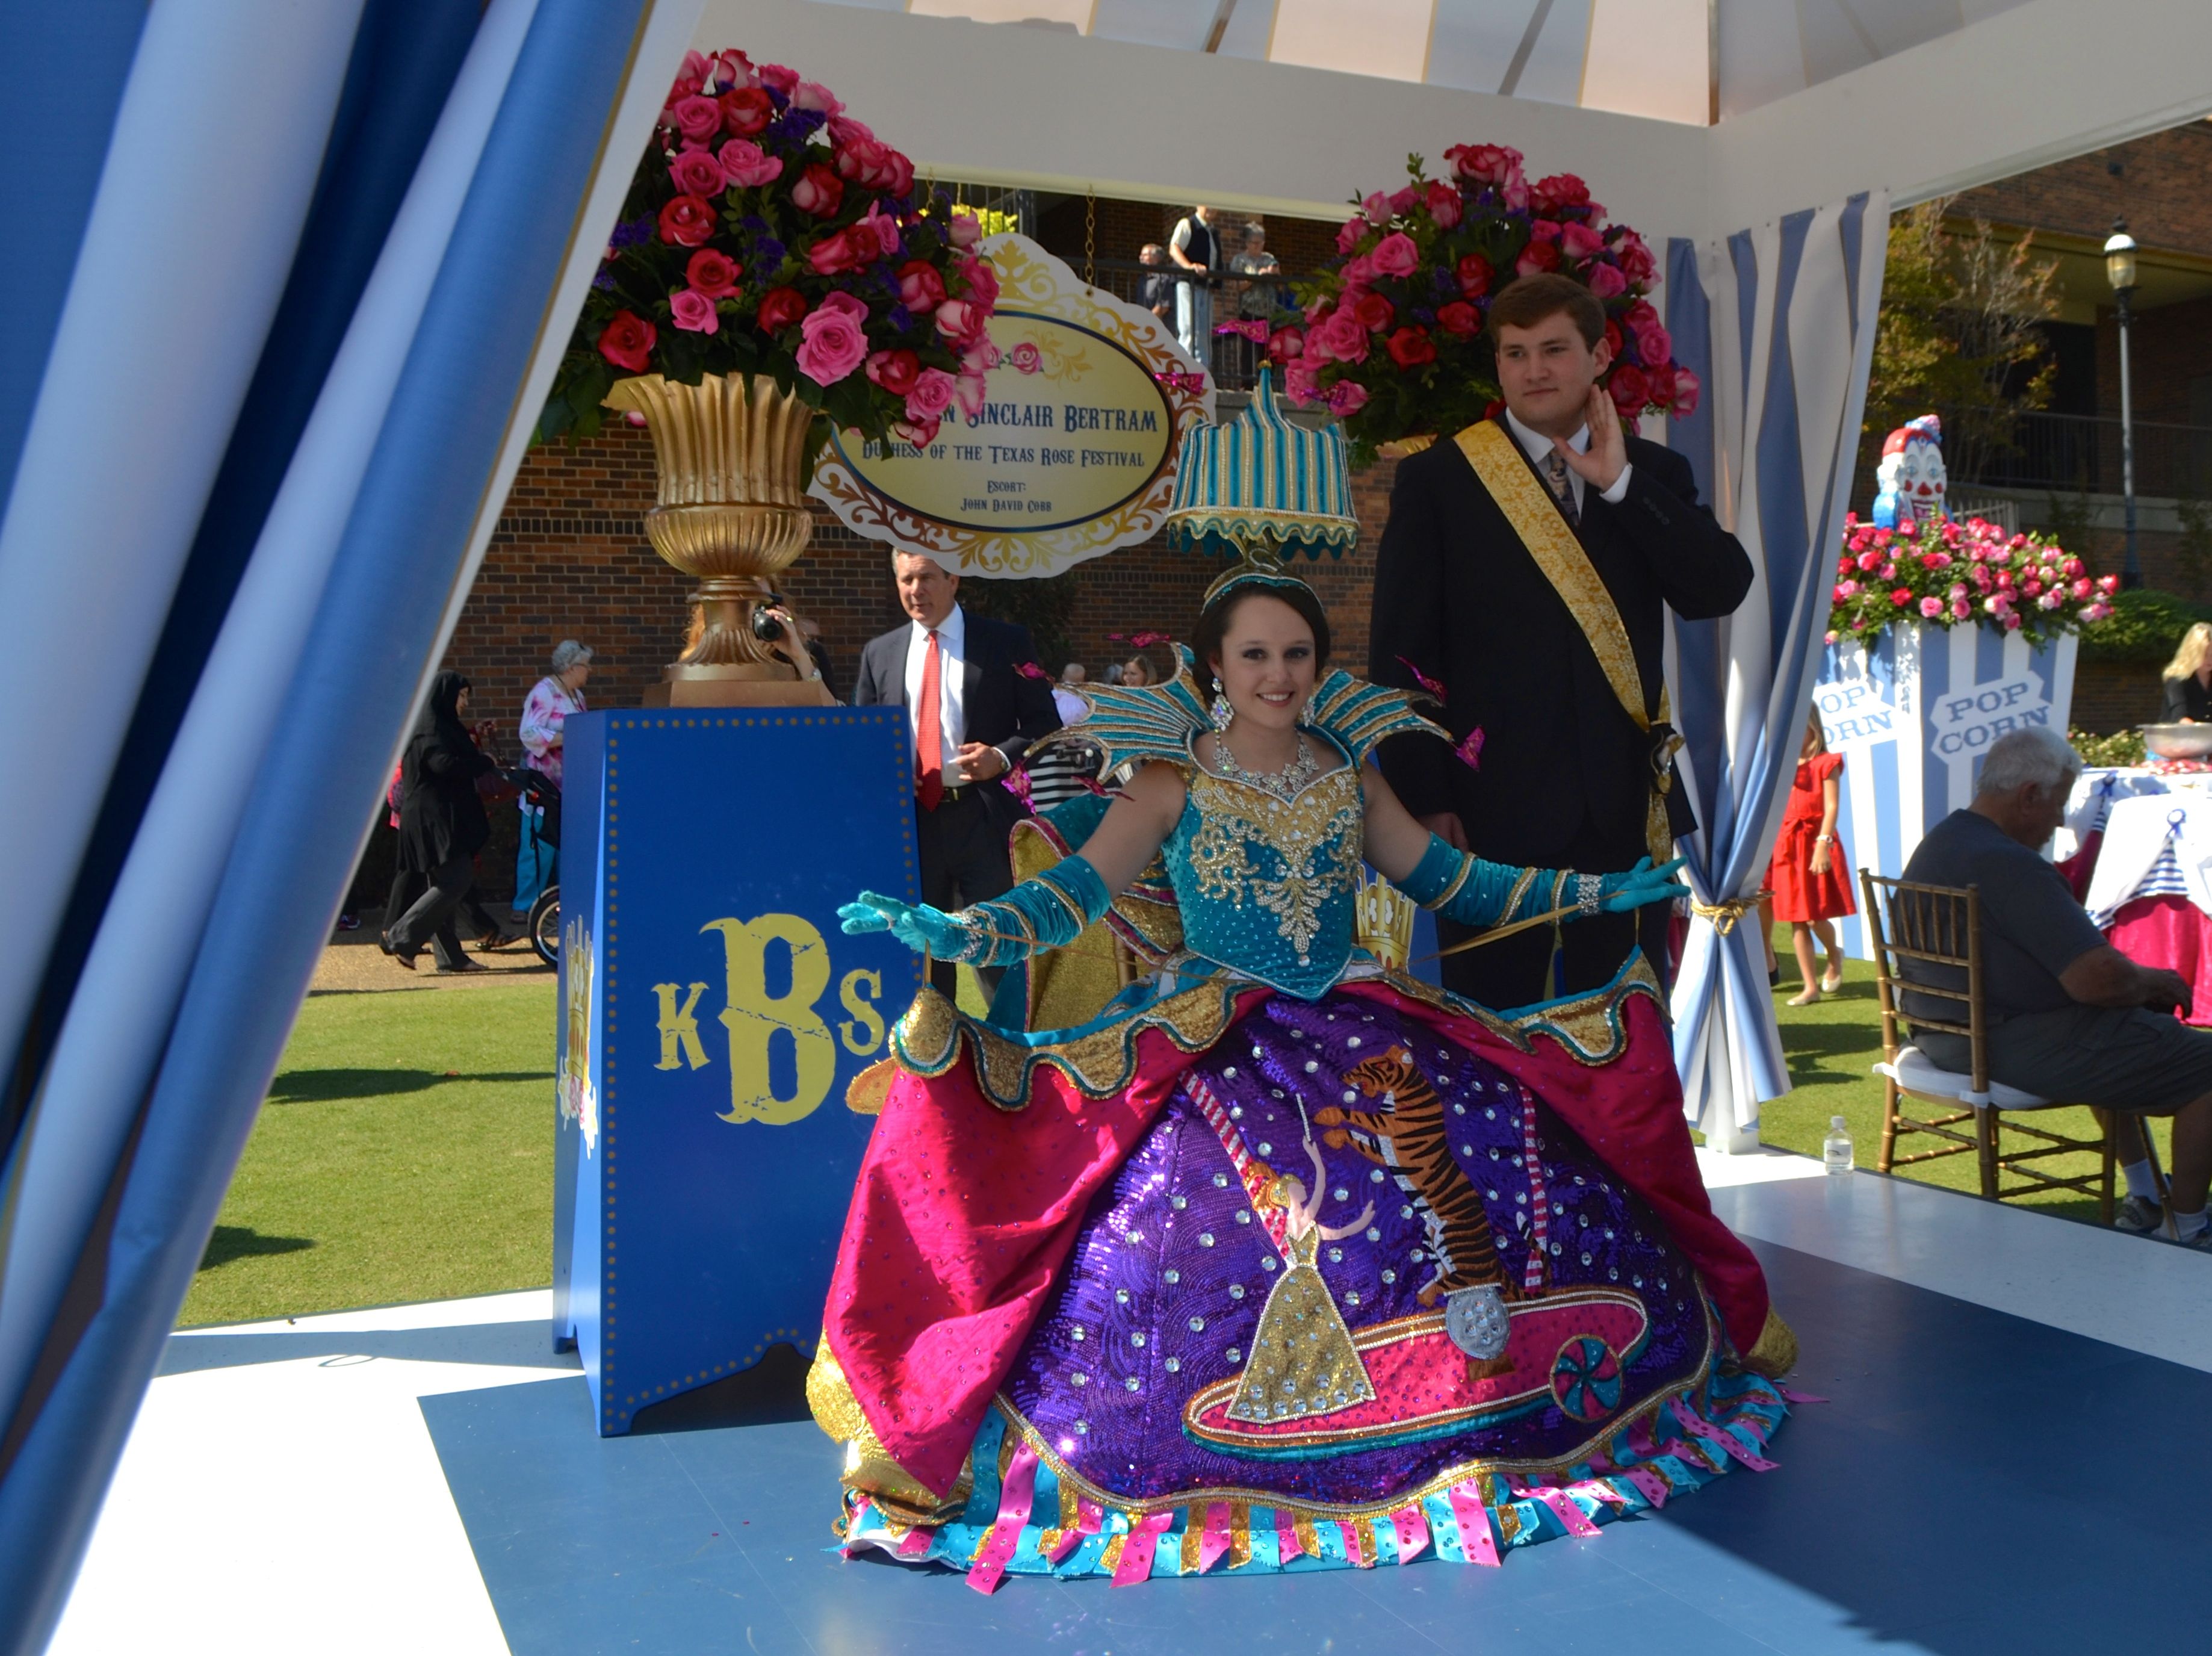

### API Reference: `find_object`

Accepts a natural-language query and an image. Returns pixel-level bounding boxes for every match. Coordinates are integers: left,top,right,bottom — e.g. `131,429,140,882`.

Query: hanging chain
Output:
1085,187,1097,288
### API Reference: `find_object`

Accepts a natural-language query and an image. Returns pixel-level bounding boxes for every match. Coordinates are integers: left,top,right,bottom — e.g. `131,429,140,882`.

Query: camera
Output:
752,601,786,643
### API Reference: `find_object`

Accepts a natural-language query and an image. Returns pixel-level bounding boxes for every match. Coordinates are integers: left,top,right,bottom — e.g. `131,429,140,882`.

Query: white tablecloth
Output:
2054,767,2174,862
2083,793,2212,927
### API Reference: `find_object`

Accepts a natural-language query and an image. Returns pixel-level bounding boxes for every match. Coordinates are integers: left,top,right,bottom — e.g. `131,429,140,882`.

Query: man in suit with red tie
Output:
854,550,1061,999
1368,273,1752,1010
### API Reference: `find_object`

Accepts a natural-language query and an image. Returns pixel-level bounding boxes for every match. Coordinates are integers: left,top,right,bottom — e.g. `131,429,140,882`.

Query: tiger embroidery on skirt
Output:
1315,1046,1510,1303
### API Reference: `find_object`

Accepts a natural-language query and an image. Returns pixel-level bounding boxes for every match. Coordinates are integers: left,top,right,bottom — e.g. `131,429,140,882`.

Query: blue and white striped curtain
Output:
0,4,700,1646
1662,193,1888,1149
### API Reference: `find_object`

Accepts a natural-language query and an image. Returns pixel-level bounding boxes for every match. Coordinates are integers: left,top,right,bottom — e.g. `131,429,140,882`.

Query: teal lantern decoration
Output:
1164,368,1359,579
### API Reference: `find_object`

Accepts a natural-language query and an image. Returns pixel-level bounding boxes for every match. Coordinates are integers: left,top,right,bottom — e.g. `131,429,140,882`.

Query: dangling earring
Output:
1210,692,1233,732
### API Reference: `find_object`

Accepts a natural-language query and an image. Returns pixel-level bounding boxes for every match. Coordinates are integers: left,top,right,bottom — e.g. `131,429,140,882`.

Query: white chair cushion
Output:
1875,1046,2054,1111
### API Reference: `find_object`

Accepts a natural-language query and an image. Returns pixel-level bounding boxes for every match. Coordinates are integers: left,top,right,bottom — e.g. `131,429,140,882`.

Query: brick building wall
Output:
1952,120,2212,255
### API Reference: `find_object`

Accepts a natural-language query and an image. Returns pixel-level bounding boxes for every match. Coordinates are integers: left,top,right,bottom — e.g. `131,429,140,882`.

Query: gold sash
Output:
1452,419,1681,863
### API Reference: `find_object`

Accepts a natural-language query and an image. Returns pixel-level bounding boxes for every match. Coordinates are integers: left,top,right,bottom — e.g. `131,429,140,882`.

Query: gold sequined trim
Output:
807,1341,964,1521
1503,867,1539,924
1424,849,1475,911
891,979,1254,1108
1368,955,1667,1067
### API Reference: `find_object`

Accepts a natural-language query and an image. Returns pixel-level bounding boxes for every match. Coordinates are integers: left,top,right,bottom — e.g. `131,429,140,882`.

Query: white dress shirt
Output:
903,603,967,776
1504,407,1634,513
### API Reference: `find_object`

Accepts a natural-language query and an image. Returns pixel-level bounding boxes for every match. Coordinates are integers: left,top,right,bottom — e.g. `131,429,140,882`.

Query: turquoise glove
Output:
837,894,975,958
1395,835,1688,928
838,856,1112,967
1599,856,1690,913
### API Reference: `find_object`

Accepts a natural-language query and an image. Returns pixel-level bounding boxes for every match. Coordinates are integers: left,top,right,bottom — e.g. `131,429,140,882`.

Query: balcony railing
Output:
1932,404,2212,500
1077,255,1310,393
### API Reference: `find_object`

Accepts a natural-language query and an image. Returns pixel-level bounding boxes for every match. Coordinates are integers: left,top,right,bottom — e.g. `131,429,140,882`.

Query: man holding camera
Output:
853,550,1060,999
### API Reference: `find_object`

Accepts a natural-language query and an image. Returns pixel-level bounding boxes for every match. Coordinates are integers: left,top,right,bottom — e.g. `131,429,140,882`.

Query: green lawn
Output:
184,980,557,1327
188,944,2158,1326
1753,936,2169,1226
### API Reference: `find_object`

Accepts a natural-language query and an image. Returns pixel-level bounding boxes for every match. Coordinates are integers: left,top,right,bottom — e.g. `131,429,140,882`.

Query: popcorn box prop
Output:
551,708,923,1435
1813,621,2078,958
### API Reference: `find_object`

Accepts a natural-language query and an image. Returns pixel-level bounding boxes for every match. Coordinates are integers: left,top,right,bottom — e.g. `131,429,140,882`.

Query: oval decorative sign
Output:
811,235,1212,578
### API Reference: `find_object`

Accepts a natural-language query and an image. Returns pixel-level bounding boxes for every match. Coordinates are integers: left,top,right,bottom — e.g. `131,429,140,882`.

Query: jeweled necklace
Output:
1212,722,1321,801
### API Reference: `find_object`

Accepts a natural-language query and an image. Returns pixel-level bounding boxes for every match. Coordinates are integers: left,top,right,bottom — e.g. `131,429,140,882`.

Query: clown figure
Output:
1871,414,1948,530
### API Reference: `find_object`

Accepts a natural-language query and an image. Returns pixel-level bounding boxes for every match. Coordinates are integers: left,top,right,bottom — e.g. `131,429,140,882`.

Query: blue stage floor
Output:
416,1165,2212,1656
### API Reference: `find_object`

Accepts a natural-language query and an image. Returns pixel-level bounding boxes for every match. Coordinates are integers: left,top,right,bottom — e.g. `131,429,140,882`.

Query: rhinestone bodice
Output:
1163,749,1366,999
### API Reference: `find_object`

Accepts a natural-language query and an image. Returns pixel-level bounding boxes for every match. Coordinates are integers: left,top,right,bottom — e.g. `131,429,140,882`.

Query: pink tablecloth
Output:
2106,893,2212,1026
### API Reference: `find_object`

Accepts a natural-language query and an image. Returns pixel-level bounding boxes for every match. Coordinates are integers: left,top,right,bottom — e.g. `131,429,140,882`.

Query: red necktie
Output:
916,629,944,810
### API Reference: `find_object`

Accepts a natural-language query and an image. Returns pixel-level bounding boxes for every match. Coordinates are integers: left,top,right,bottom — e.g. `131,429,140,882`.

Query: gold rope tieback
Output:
1688,890,1771,936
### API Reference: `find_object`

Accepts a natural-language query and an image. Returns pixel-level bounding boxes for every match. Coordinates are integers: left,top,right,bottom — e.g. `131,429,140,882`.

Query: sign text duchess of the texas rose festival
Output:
826,308,1177,535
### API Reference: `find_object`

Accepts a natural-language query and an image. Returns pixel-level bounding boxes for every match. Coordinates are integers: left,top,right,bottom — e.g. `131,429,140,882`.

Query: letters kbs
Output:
650,913,886,1126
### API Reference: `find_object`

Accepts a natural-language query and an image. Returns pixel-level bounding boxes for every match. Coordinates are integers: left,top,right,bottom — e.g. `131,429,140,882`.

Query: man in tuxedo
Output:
1369,273,1752,1009
854,550,1061,999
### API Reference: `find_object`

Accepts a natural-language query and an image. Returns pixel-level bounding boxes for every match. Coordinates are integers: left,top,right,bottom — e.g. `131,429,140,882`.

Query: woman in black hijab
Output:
386,669,497,972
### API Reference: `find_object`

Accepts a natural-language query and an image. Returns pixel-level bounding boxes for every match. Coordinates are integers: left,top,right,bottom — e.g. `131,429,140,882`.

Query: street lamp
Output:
2105,217,2142,589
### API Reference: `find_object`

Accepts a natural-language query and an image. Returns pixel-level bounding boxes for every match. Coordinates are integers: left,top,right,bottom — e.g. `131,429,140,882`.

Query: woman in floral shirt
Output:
516,640,590,908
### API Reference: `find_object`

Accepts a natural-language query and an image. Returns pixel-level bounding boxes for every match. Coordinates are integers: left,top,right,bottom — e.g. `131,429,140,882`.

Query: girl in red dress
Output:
1767,712,1854,1005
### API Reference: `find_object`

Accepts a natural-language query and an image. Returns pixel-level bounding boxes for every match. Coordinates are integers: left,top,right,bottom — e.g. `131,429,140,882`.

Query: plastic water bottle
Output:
1823,1115,1854,1174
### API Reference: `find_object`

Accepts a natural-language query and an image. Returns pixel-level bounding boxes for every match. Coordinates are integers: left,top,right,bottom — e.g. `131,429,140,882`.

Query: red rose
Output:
1268,324,1305,360
1483,398,1507,421
1615,232,1656,285
686,249,741,298
658,194,715,247
719,86,772,135
1436,301,1479,336
896,260,947,314
1351,290,1394,333
866,347,921,395
1607,362,1650,411
1531,173,1591,214
1603,320,1625,359
1424,180,1463,230
1514,240,1560,277
1891,588,1913,607
756,286,808,332
807,226,869,276
1641,361,1677,408
1455,253,1493,299
1386,326,1436,369
596,309,656,373
790,163,843,217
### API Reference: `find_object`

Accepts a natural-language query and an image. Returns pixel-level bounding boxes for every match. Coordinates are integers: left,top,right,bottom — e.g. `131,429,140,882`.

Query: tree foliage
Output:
1860,201,2062,500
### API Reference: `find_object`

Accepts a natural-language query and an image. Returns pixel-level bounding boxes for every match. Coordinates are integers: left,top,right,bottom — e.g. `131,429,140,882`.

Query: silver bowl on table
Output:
2138,722,2212,760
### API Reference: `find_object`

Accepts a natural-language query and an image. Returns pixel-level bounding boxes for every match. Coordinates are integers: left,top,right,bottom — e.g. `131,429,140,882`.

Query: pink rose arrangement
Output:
1268,144,1690,465
1827,512,2113,648
542,48,998,450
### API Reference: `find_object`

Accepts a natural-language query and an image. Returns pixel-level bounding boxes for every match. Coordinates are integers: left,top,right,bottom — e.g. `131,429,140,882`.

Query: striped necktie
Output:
1542,449,1581,529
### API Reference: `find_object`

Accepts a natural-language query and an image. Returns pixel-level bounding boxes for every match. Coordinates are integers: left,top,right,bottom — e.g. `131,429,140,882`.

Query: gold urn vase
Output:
603,371,834,707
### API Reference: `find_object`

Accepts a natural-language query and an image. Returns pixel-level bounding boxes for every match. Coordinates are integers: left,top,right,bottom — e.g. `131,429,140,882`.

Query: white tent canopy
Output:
713,0,2212,243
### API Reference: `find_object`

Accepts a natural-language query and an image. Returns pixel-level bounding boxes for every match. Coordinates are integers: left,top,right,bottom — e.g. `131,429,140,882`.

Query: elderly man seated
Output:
1898,726,2212,1244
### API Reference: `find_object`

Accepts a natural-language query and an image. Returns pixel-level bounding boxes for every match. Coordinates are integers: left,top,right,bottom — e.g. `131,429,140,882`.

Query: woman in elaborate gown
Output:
812,562,1796,1588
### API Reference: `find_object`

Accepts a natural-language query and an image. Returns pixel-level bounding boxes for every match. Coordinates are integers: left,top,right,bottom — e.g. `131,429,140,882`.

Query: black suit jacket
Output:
1368,418,1752,869
853,608,1061,823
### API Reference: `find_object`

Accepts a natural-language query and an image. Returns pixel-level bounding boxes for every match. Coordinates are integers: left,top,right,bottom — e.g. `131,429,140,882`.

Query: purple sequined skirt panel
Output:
1000,991,1710,1509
